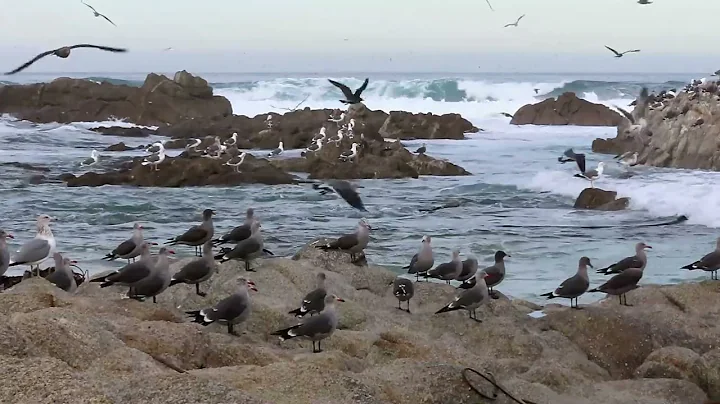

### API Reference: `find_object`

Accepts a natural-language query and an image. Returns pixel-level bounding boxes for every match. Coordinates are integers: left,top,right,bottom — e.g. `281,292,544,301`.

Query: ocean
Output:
1,71,717,303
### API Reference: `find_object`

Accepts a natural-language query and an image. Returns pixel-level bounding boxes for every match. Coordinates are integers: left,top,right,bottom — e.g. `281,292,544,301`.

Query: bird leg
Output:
397,300,402,310
620,294,633,307
228,323,238,336
405,300,412,314
195,283,206,297
152,296,157,304
469,309,483,323
245,260,256,272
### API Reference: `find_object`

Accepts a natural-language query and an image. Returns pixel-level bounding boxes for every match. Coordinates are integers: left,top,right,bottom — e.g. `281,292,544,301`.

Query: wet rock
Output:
103,142,135,152
378,111,477,140
574,188,629,211
511,92,624,126
90,126,157,137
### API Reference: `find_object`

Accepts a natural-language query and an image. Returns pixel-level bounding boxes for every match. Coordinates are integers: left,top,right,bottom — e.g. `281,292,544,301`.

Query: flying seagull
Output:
312,180,367,212
81,1,117,26
5,44,128,75
485,0,494,11
573,155,605,188
558,148,584,164
637,0,652,4
328,78,369,104
605,46,640,58
504,15,525,28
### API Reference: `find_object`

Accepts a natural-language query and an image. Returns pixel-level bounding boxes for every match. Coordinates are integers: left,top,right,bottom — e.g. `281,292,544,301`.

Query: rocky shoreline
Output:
0,243,717,403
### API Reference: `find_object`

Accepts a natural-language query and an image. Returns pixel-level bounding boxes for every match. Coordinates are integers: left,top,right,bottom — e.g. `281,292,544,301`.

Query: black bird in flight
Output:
81,1,117,26
5,44,128,75
328,78,369,104
605,46,640,58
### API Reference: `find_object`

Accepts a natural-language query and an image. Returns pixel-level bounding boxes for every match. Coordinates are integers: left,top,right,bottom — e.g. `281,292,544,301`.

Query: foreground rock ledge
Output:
511,92,624,126
0,243,716,403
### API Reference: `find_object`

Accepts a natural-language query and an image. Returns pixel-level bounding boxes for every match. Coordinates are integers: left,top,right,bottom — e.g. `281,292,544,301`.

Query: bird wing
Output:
5,49,57,75
598,268,642,291
173,259,211,283
555,274,589,297
107,262,151,284
623,49,641,55
328,79,355,100
100,14,118,27
227,237,261,259
46,269,73,291
504,23,514,28
605,46,622,57
112,238,137,257
698,250,720,269
328,233,359,250
206,293,248,322
517,14,525,23
483,264,504,286
302,288,327,311
333,183,367,211
13,238,51,264
613,105,636,124
562,148,576,159
225,224,251,243
69,44,128,53
293,311,334,337
81,1,98,13
354,78,369,97
143,154,162,163
485,0,494,11
174,225,208,244
575,154,587,173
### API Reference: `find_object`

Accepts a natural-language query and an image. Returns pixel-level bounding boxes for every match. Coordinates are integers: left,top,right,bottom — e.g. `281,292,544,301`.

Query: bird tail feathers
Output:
435,304,460,315
540,292,556,299
681,262,700,270
168,279,182,287
287,307,306,317
185,310,213,326
271,325,300,341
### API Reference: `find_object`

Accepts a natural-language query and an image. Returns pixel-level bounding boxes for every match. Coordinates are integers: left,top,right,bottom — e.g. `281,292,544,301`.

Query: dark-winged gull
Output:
458,250,509,297
315,218,371,263
267,141,284,158
605,45,640,58
226,152,247,173
504,14,525,28
224,132,238,148
616,151,639,168
81,1,117,26
186,278,257,335
403,235,434,282
6,44,128,75
168,242,217,296
423,249,462,284
339,142,359,162
637,0,652,4
573,154,604,188
128,247,174,303
596,242,651,275
540,256,592,309
681,237,720,280
435,270,489,322
214,221,264,271
103,223,145,263
212,208,256,246
328,78,369,104
288,272,327,317
414,143,427,155
141,146,165,171
0,230,14,278
45,253,81,293
392,276,414,313
145,142,163,154
166,209,215,256
91,242,155,287
8,214,56,277
558,148,584,164
589,265,644,306
272,294,344,353
80,150,99,167
305,139,323,154
455,257,478,284
312,179,367,211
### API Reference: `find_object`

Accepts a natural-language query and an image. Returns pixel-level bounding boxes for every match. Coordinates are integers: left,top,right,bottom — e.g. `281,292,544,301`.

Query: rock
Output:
103,142,135,152
62,153,297,187
635,346,712,394
511,92,624,126
574,188,629,211
90,126,156,138
378,111,476,140
0,71,232,126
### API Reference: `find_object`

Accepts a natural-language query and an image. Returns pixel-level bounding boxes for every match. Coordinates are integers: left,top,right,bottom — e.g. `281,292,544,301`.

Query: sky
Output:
2,0,720,73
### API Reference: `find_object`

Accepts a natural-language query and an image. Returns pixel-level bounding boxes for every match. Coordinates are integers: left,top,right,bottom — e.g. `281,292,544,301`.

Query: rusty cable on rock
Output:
462,368,539,404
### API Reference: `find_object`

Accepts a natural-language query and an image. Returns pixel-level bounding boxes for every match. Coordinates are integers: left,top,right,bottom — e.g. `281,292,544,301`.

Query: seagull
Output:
504,14,525,28
266,115,273,129
616,151,639,168
312,180,367,211
328,112,345,127
81,1,117,26
312,127,327,142
185,138,202,152
637,0,652,4
414,143,427,155
613,88,650,135
163,47,173,52
573,155,604,188
305,139,323,154
226,152,246,173
605,46,641,58
339,143,359,162
223,133,238,148
267,141,284,158
145,142,163,154
558,148,584,164
141,147,165,171
500,112,514,118
328,78,369,104
80,150,100,167
5,44,128,75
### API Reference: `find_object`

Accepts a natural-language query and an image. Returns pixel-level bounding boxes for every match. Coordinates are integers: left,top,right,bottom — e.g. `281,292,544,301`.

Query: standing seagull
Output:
681,237,720,280
459,250,509,297
0,230,15,278
605,46,641,58
455,257,478,284
589,265,644,306
165,209,215,256
315,219,372,263
223,132,238,148
312,180,367,211
267,141,284,158
435,271,490,322
403,235,434,282
540,257,592,309
128,247,175,303
504,14,525,28
80,150,100,167
558,148,584,164
212,208,256,246
214,221,264,271
102,223,145,263
328,78,369,104
8,214,56,277
45,253,81,293
272,294,345,353
186,278,257,335
339,143,359,162
288,272,328,317
81,1,117,26
573,154,604,188
141,146,165,171
392,276,414,313
90,242,155,288
424,249,462,284
168,242,217,297
5,44,128,75
226,152,247,173
596,242,651,275
414,143,427,156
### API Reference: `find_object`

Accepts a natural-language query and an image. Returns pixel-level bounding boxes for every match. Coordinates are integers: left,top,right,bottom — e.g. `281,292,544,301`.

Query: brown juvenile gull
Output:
186,278,257,335
102,223,146,263
272,294,345,353
589,265,644,306
313,180,367,212
328,78,369,104
165,209,215,256
8,214,56,276
127,247,175,303
214,221,264,271
90,242,155,287
403,235,434,281
605,45,641,58
435,270,489,322
168,242,216,296
423,249,462,284
540,256,592,309
5,44,127,75
504,14,525,28
392,276,414,313
315,219,371,263
81,1,117,26
288,272,327,317
681,237,720,280
596,242,651,275
212,208,256,246
0,230,14,278
45,253,81,293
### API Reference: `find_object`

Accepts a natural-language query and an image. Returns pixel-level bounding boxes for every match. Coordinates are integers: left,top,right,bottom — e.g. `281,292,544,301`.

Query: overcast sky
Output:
2,0,720,73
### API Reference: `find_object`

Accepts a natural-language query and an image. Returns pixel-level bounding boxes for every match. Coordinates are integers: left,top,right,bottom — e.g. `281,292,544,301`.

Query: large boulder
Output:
0,71,232,126
574,188,629,211
511,92,624,126
378,110,477,140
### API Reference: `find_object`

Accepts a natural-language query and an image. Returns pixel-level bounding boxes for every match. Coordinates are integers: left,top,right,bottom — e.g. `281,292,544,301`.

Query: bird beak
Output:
588,263,594,268
645,245,653,249
505,254,511,259
249,285,258,291
336,297,345,302
70,260,78,264
6,234,13,239
149,242,159,246
167,250,176,254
